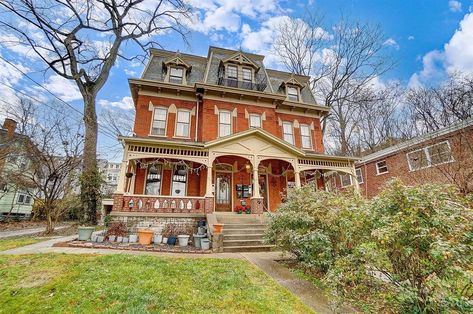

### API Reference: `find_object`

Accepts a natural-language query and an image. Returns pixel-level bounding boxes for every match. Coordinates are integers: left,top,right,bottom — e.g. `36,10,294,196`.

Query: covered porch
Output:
112,129,359,215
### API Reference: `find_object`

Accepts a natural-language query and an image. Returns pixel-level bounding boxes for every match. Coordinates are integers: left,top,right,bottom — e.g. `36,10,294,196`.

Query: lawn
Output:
0,237,44,252
0,254,314,314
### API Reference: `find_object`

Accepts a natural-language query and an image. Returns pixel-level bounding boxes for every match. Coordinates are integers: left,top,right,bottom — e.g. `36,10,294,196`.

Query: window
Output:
376,160,388,174
169,67,184,84
17,192,31,205
171,165,187,196
407,141,453,171
242,68,252,82
300,124,312,149
219,111,232,137
249,114,261,128
175,110,191,137
340,173,352,187
227,65,238,80
145,164,163,195
282,122,294,144
151,107,167,136
287,86,299,101
355,168,363,184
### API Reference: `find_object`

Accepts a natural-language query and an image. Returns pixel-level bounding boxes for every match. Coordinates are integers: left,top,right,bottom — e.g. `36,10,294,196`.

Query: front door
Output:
215,172,232,211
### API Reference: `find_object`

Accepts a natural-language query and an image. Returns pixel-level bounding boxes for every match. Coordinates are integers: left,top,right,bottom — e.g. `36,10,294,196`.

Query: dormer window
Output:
169,67,184,84
227,65,238,80
242,68,252,82
287,86,299,101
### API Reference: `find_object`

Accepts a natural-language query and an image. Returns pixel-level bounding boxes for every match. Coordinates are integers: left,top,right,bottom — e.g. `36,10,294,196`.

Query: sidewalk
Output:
0,225,68,239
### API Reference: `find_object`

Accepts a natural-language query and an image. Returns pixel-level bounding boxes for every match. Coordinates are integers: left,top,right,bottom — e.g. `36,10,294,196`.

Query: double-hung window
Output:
407,141,453,171
340,173,352,187
17,192,31,205
249,114,261,128
287,86,299,101
282,122,294,145
300,124,312,149
376,160,388,174
227,65,238,80
242,68,252,82
175,110,190,137
356,168,363,184
219,111,232,137
151,107,167,136
169,67,184,84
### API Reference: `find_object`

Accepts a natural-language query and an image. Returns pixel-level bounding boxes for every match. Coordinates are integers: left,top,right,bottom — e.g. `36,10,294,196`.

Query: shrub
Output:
105,222,128,238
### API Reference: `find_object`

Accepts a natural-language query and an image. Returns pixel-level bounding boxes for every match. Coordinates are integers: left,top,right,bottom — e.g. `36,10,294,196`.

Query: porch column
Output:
294,171,301,188
115,160,128,194
250,161,264,214
252,168,260,197
204,165,214,213
351,164,360,194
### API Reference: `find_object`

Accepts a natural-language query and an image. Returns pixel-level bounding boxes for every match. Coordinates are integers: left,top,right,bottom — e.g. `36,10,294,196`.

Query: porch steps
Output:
216,215,273,252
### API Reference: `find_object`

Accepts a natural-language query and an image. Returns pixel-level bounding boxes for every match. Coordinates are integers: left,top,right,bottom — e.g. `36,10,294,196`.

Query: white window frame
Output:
242,67,253,82
282,121,294,145
300,124,312,149
355,168,363,184
376,160,389,175
144,163,164,196
249,114,262,128
406,140,454,172
174,109,191,138
171,164,188,196
150,107,168,136
339,173,353,187
286,86,300,102
226,65,238,80
168,66,185,84
218,110,232,137
17,192,32,205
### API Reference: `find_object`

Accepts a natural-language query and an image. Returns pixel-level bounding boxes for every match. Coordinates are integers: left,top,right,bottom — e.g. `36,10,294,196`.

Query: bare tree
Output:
5,99,83,234
273,14,394,155
100,108,134,137
0,0,191,224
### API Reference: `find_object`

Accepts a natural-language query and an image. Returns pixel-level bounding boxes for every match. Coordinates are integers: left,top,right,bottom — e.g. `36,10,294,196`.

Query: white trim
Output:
249,113,262,128
218,110,233,138
282,121,295,145
355,168,363,184
170,164,188,196
149,106,168,136
286,85,300,102
174,109,191,138
144,163,164,196
406,140,454,172
375,160,389,175
300,124,312,149
339,172,352,187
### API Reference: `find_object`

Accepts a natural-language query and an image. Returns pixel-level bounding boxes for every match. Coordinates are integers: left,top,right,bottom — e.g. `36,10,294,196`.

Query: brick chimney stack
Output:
3,118,17,136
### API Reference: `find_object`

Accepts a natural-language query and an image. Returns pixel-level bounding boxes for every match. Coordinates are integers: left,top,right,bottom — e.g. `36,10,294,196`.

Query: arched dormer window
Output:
218,52,261,89
163,55,191,85
281,75,304,102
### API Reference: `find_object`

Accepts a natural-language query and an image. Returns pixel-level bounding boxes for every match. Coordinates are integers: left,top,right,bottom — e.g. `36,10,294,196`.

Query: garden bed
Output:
59,240,212,254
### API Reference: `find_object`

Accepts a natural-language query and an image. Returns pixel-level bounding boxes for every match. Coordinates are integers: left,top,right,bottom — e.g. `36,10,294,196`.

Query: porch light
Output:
149,164,158,174
245,163,251,171
176,169,187,176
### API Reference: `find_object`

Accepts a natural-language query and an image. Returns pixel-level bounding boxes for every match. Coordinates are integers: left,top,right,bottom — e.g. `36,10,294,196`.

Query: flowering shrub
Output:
267,179,473,312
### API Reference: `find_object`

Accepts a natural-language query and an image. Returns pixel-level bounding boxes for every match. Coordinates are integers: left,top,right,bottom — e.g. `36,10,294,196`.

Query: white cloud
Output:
0,55,29,116
383,38,399,50
408,35,415,40
408,13,473,87
40,75,82,102
124,68,138,76
98,96,134,110
449,0,462,12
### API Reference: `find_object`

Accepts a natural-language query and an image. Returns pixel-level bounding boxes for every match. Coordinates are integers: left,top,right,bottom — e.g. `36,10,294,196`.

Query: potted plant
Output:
138,229,154,245
245,205,251,214
153,234,163,244
235,205,243,214
78,226,95,241
213,223,224,233
177,225,193,247
105,222,128,241
162,223,177,245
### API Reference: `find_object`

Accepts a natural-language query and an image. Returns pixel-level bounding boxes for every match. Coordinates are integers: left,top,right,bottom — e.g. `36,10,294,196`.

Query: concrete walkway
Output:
1,236,355,313
0,225,68,239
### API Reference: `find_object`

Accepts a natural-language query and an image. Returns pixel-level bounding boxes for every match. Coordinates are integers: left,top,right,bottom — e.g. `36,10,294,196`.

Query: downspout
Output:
195,90,204,142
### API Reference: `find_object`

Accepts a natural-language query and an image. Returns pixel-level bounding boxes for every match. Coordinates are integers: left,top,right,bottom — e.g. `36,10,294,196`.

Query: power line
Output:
0,55,121,140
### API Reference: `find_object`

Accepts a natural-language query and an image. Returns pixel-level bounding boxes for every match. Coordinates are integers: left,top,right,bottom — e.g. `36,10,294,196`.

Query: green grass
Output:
0,254,314,314
0,237,44,252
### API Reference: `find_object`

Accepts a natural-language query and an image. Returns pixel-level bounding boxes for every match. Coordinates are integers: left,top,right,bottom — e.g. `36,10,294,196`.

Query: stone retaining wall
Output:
112,215,206,235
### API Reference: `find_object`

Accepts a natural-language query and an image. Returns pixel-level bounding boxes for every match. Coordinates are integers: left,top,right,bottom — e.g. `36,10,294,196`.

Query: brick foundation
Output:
111,215,205,234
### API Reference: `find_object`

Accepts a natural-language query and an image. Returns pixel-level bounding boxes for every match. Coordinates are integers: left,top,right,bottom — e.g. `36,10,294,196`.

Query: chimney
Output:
3,118,17,136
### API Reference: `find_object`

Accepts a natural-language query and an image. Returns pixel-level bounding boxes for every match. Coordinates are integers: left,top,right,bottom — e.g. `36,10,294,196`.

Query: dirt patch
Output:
17,271,54,288
0,221,47,232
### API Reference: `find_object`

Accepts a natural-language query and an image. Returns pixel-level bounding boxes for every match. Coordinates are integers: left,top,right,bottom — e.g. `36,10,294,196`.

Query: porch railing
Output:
114,195,207,214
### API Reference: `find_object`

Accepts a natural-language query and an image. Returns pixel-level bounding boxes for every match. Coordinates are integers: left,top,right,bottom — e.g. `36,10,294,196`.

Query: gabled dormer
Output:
162,54,191,85
281,75,304,102
221,52,260,83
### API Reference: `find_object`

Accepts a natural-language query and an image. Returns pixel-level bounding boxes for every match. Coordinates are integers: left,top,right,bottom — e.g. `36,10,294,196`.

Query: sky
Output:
1,0,473,161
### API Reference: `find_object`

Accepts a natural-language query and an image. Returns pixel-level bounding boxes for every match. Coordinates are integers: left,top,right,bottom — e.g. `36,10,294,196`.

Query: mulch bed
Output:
57,240,212,254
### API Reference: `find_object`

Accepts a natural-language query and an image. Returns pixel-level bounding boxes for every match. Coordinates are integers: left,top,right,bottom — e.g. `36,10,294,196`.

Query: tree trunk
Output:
80,91,99,225
45,212,55,235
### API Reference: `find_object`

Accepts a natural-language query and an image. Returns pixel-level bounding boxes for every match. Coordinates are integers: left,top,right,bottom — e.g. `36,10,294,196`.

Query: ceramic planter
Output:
167,236,177,245
162,237,168,244
177,235,190,247
201,238,210,250
122,237,129,243
197,227,206,235
108,235,116,242
213,223,224,234
97,236,105,243
91,235,98,242
193,234,206,249
138,229,154,245
78,226,95,241
116,236,123,243
153,234,163,244
129,235,138,243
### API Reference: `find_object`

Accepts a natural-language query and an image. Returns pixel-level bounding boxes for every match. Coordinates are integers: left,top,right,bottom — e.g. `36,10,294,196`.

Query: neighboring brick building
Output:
112,46,358,218
346,118,473,198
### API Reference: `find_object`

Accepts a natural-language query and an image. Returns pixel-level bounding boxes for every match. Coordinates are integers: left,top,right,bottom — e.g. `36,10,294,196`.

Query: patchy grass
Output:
0,254,314,314
0,237,45,252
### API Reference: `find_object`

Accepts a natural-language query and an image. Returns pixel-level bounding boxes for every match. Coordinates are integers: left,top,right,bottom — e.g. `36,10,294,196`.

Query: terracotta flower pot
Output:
213,223,224,234
138,229,154,245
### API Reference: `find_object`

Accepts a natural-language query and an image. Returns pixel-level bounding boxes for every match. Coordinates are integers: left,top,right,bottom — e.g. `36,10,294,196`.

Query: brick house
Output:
112,46,358,224
337,118,473,198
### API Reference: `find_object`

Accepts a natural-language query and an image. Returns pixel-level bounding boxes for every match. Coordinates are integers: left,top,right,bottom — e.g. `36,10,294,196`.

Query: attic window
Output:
287,86,299,101
227,65,238,80
169,67,184,84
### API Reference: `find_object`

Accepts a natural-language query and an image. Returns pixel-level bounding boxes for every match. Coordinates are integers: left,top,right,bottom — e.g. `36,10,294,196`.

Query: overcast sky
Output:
1,0,472,161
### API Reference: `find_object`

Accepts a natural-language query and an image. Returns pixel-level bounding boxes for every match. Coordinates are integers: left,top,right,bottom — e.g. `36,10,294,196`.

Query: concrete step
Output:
223,239,265,246
223,233,265,241
222,245,275,253
223,228,267,235
223,223,266,230
217,218,262,224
